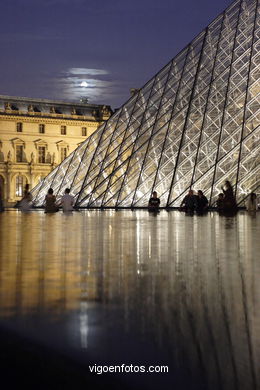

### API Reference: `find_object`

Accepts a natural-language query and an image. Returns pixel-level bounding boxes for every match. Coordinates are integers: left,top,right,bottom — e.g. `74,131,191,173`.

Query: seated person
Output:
196,190,208,214
216,193,224,213
148,191,160,211
180,189,196,214
246,192,257,212
221,180,237,212
45,188,59,213
60,188,74,212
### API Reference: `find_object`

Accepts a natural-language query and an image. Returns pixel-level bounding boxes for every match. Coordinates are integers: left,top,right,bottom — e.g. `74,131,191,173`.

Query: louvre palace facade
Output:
0,95,112,205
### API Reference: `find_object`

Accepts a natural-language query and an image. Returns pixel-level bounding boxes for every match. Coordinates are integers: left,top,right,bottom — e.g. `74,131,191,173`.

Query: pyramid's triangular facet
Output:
32,0,260,208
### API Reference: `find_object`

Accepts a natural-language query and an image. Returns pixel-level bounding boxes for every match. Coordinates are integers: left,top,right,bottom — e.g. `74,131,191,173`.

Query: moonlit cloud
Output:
52,68,128,107
67,68,109,76
80,81,88,87
1,0,232,108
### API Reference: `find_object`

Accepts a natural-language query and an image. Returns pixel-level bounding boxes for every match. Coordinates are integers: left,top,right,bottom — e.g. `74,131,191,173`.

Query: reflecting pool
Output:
0,210,259,389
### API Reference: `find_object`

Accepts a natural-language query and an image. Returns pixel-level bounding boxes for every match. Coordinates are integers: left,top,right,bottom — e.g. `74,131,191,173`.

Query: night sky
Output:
1,0,232,109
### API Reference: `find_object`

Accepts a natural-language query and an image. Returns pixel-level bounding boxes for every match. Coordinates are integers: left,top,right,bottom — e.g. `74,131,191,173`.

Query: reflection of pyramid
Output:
32,0,259,208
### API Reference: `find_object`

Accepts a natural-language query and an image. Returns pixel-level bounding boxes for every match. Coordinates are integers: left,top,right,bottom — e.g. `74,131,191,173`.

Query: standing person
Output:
180,189,196,215
19,184,33,211
60,188,74,212
246,192,258,212
45,188,59,213
221,180,237,213
148,191,160,212
196,190,208,215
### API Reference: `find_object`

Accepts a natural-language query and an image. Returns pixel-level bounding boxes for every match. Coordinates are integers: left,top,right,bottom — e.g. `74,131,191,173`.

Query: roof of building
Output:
0,95,112,121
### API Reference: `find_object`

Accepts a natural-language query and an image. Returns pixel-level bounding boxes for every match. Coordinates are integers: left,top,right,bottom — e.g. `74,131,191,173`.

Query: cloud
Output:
51,67,130,106
59,68,114,102
66,68,109,76
0,64,131,108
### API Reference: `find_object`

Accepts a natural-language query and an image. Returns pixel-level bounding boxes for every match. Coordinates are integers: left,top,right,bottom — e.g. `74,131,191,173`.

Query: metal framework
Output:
32,0,260,208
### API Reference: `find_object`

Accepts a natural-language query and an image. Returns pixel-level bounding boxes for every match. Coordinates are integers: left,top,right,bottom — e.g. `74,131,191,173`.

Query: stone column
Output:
5,161,13,204
29,153,35,188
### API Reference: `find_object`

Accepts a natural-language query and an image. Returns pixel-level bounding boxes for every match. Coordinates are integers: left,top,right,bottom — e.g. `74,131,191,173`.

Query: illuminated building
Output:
0,95,112,205
32,0,259,208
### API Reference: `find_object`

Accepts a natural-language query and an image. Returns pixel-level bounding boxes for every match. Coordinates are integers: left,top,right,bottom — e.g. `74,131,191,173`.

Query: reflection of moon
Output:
80,81,88,87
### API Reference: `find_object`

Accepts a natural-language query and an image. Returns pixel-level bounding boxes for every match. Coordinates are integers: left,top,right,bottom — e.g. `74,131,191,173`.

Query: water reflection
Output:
0,210,259,389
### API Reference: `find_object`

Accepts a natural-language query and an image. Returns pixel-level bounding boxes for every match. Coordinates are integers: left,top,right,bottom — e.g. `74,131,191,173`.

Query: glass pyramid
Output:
32,0,260,208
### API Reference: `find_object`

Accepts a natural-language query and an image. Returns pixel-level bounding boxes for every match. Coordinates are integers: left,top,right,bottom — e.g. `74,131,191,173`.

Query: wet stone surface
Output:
0,210,259,389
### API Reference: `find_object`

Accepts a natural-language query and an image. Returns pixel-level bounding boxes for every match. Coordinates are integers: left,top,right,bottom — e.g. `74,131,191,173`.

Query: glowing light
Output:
80,81,88,87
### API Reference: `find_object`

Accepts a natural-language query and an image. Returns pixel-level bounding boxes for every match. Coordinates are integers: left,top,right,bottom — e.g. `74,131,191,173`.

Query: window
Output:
82,127,87,136
16,145,24,162
38,146,46,163
16,175,26,197
39,124,45,134
61,125,67,135
16,122,23,132
60,147,67,162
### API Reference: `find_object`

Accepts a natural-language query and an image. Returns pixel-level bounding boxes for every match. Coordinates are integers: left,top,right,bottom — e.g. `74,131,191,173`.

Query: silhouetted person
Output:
148,191,160,212
221,180,237,214
246,192,257,212
216,193,224,213
196,190,208,215
60,188,74,212
180,189,196,215
45,188,59,213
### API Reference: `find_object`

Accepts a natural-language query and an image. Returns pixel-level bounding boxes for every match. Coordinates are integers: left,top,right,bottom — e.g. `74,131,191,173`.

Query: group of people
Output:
45,188,74,213
215,180,238,214
216,181,258,214
17,185,75,213
148,181,258,215
180,180,255,215
0,181,258,214
180,189,209,215
147,189,210,215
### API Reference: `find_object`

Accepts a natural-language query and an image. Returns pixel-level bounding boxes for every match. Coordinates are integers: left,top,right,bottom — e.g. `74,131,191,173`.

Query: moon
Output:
80,81,88,87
